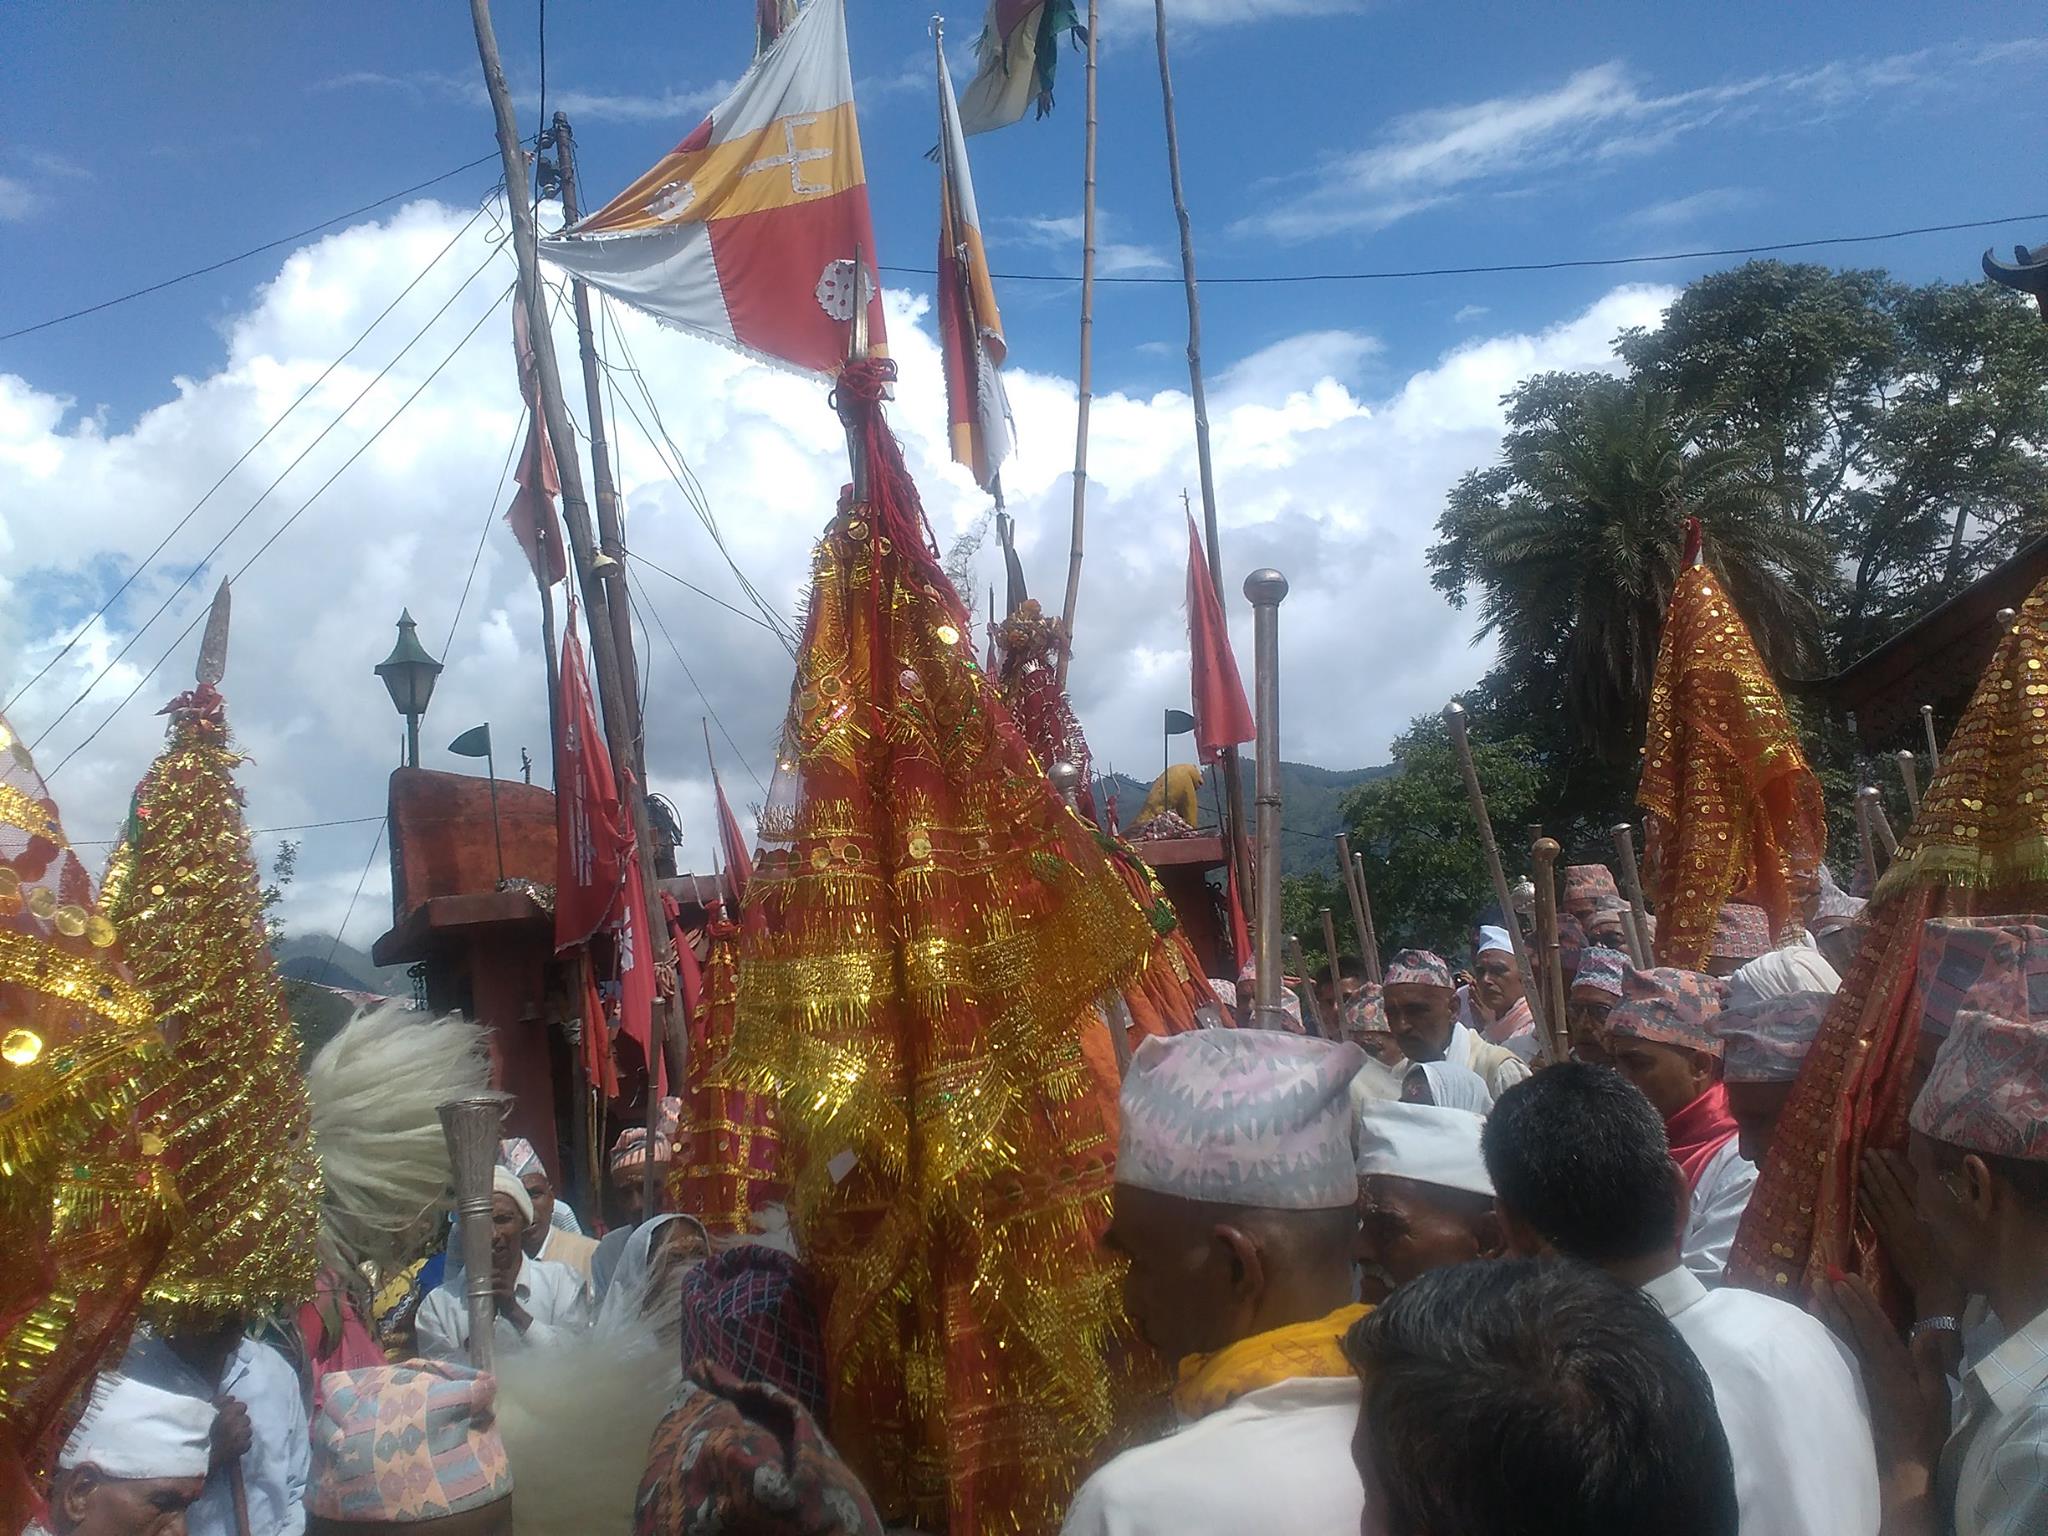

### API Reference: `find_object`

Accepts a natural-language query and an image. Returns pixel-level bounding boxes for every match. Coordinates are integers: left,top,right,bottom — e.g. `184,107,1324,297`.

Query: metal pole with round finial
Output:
1244,569,1289,1029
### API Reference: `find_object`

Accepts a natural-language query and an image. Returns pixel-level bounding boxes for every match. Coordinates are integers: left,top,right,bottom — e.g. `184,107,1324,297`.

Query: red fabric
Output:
619,843,660,1096
713,771,756,902
1667,1082,1741,1192
581,956,620,1102
705,189,887,377
1224,846,1253,977
508,302,568,586
297,1271,383,1411
1185,515,1254,765
554,611,632,951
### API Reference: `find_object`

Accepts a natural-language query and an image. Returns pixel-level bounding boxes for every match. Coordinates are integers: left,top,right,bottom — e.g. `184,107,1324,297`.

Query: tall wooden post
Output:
468,0,685,1217
1056,0,1100,689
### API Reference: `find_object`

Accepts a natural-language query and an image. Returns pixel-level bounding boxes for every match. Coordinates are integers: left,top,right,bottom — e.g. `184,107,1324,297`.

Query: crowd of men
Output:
31,862,2048,1536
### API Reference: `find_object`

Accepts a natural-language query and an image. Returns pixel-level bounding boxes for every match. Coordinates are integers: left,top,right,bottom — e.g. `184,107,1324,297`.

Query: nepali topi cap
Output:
1385,949,1453,990
1340,981,1390,1039
1709,903,1773,966
1605,967,1729,1055
1571,946,1628,1001
1117,1031,1366,1210
1475,926,1514,958
1718,991,1833,1085
496,1137,544,1180
1355,1100,1494,1198
1911,917,2048,1046
59,1374,216,1480
310,1361,512,1523
491,1165,533,1225
1562,865,1621,920
611,1096,683,1174
1910,1009,2048,1161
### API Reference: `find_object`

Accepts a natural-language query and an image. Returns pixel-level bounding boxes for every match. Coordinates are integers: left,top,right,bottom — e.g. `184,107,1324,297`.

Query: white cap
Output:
1356,1100,1495,1199
59,1374,216,1479
1476,925,1513,957
492,1165,534,1224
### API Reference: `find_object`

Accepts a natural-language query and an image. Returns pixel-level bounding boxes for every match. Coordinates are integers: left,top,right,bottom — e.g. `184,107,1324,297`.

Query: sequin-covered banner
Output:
671,909,784,1235
104,683,321,1325
0,714,175,1529
731,361,1153,1536
1639,563,1824,969
1731,579,2048,1305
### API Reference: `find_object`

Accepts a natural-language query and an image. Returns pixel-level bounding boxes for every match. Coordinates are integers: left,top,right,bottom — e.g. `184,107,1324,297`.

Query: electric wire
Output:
4,198,496,716
323,819,388,980
620,547,782,633
440,405,530,664
46,278,519,778
625,561,768,796
29,241,514,751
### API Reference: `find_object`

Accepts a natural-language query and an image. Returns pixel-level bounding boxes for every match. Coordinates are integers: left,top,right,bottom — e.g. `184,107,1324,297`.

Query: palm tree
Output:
1431,376,1833,762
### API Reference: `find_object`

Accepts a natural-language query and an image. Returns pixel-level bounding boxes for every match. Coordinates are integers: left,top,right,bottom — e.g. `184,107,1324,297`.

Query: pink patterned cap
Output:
1606,967,1729,1055
611,1097,683,1174
1571,946,1628,1000
1912,917,2048,1045
1340,982,1389,1039
1117,1032,1367,1210
1910,1009,2048,1160
1709,904,1773,965
496,1137,543,1179
309,1361,511,1523
1717,991,1832,1084
1562,865,1621,920
1385,949,1453,990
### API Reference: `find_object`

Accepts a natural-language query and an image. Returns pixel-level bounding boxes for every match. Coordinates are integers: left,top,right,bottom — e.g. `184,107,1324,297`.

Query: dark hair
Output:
1343,1259,1737,1536
1927,1140,2048,1216
1314,956,1371,985
1481,1063,1679,1264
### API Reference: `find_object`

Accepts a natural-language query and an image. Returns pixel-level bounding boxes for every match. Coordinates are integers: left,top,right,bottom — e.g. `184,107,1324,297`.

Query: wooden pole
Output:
1316,906,1346,1027
1530,837,1570,1065
551,112,644,782
1286,934,1327,1037
1608,823,1654,968
1332,835,1375,981
1442,702,1540,1019
468,0,686,1220
1154,6,1251,920
1055,0,1099,690
1351,853,1383,982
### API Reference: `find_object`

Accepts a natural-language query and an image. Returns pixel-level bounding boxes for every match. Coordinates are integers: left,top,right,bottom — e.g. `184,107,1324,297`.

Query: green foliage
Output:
1281,868,1352,971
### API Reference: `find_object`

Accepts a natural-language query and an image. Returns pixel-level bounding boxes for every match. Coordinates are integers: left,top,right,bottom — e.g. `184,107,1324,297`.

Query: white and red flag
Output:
538,0,886,378
937,35,1013,490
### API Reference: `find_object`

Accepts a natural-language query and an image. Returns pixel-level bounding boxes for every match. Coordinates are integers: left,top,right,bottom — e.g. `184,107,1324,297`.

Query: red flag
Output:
554,612,631,950
508,302,568,586
616,849,659,1094
1224,845,1253,976
1185,514,1254,764
712,770,756,902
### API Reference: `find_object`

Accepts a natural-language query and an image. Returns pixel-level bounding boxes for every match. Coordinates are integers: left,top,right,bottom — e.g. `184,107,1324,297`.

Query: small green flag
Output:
1164,708,1197,735
448,724,492,758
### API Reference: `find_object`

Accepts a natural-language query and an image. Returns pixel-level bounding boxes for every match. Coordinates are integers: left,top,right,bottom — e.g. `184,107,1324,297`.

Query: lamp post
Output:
375,609,444,768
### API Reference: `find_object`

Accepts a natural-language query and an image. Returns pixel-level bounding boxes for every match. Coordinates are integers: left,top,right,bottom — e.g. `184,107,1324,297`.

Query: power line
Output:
4,199,497,717
624,546,784,634
28,241,513,751
46,279,517,778
0,151,514,343
625,562,769,797
441,405,529,663
879,210,2048,287
324,818,389,980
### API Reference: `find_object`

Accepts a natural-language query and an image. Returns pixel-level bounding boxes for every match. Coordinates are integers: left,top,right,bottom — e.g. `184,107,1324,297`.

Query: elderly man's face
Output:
1355,1175,1500,1301
1472,952,1523,1015
488,1193,526,1280
1383,985,1456,1063
56,1465,205,1536
519,1171,555,1234
1566,991,1615,1067
1102,1183,1262,1367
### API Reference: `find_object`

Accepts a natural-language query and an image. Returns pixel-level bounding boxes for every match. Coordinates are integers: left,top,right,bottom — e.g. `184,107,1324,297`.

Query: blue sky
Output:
1,0,2043,943
5,1,2042,425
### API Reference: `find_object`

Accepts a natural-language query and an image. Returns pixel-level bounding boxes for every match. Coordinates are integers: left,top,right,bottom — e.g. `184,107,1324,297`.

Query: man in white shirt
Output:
122,1319,309,1536
1382,948,1530,1101
1061,1031,1369,1536
416,1168,590,1362
1482,1062,1880,1536
498,1137,597,1288
31,1374,214,1536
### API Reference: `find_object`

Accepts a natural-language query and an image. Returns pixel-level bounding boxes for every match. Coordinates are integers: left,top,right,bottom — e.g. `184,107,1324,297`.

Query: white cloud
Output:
1620,186,1757,231
0,200,1669,950
1452,304,1489,324
316,69,728,125
0,176,37,223
1098,0,1367,25
997,211,1173,277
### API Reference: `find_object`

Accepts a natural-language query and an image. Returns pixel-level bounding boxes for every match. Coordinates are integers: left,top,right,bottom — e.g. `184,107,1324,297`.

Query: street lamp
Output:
375,609,444,768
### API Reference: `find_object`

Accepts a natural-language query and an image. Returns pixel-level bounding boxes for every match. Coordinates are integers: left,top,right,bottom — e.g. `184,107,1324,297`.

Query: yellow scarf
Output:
1171,1303,1371,1421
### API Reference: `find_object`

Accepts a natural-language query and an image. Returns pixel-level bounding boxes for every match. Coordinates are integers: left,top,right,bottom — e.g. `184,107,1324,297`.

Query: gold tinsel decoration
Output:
0,712,177,1529
104,683,321,1324
731,362,1154,1536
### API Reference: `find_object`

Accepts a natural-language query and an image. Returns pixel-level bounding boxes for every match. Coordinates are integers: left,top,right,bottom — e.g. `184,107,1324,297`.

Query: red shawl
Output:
1668,1082,1740,1192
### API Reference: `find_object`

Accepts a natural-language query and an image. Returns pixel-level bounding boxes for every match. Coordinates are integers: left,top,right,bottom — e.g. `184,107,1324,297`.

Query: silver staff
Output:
438,1091,512,1371
1245,569,1290,1029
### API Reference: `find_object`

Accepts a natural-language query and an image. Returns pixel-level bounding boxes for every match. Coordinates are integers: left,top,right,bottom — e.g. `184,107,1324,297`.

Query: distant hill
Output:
1095,760,1393,877
274,933,408,996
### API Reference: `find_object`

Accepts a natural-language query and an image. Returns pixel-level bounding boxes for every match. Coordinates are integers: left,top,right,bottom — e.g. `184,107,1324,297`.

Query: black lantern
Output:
374,609,444,767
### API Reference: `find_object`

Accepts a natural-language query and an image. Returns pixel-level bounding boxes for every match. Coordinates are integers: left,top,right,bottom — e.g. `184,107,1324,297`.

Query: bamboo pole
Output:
1896,750,1921,816
1286,935,1327,1036
1351,853,1383,979
1334,834,1380,983
1530,837,1570,1065
1442,702,1540,1018
1317,906,1346,1016
1609,823,1654,968
468,0,687,1221
1153,1,1251,920
1055,0,1100,689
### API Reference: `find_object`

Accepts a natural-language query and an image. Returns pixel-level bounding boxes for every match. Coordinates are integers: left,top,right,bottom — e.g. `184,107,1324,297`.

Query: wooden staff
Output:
1286,934,1327,1036
1608,823,1654,967
1862,786,1899,861
228,1463,252,1536
1442,702,1540,1026
439,1091,512,1371
1896,750,1921,815
1333,834,1381,983
1317,906,1346,1013
1530,837,1570,1065
1921,705,1941,774
1351,854,1384,983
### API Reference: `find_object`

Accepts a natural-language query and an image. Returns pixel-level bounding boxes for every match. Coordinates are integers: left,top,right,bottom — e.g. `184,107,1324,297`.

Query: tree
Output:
1621,262,2048,654
1336,714,1548,957
1431,375,1832,763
